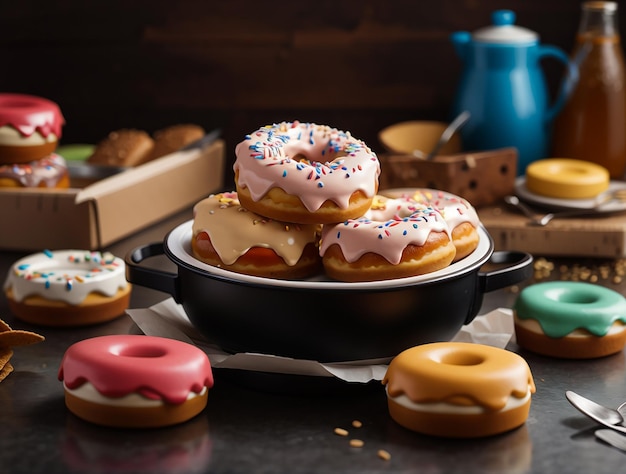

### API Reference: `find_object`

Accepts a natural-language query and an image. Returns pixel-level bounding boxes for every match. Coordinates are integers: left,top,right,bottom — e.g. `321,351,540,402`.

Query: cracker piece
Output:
0,348,14,369
0,330,45,348
0,361,13,382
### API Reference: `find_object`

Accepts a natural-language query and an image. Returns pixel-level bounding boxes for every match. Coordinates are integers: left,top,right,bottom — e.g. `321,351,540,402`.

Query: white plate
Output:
514,176,626,212
166,221,493,291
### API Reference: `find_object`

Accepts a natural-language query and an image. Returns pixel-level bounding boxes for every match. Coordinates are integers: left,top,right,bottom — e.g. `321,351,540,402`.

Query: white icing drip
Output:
387,388,531,414
233,121,380,211
64,382,207,407
4,250,128,305
0,125,57,145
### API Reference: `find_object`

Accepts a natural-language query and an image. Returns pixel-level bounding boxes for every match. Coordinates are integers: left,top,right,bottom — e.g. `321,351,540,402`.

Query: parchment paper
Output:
127,298,515,383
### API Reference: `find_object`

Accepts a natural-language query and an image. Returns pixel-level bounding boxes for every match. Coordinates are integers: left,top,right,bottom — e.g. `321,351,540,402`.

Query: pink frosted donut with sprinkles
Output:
378,189,482,262
233,121,380,224
319,206,456,282
0,153,69,188
3,249,131,326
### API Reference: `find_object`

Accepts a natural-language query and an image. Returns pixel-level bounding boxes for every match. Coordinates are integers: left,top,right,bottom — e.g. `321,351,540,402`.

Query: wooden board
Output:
478,204,626,259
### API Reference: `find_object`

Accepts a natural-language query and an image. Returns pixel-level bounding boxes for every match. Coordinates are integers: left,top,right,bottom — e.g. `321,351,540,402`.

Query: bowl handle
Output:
478,251,534,293
125,243,180,301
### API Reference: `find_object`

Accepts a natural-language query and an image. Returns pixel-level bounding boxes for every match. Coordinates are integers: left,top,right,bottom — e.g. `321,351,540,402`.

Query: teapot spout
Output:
451,31,472,59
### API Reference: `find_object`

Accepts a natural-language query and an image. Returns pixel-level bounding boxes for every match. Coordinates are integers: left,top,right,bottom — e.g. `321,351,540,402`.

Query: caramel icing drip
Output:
233,121,380,211
382,342,536,412
0,93,64,138
192,192,320,265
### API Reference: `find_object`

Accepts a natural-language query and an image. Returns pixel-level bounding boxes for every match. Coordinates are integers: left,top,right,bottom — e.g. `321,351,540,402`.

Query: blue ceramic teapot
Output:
450,10,576,175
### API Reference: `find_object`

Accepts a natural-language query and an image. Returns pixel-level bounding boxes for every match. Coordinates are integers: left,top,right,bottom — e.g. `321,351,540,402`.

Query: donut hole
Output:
114,344,167,358
439,350,485,366
546,289,599,305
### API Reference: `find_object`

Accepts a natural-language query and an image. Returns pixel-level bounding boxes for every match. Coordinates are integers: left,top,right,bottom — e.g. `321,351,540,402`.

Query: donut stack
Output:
0,93,69,188
191,121,482,282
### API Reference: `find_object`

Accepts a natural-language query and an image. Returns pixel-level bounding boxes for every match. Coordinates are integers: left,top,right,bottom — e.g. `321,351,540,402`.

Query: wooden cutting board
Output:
478,204,626,258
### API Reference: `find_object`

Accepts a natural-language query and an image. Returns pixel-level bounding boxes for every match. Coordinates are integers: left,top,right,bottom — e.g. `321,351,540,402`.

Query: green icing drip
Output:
514,281,626,338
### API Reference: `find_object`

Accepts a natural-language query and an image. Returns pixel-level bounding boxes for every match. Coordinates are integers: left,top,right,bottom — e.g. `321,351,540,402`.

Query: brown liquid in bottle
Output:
552,5,626,180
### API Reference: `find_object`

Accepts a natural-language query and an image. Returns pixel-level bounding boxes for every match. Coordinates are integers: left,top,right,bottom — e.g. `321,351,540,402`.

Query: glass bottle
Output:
552,1,626,180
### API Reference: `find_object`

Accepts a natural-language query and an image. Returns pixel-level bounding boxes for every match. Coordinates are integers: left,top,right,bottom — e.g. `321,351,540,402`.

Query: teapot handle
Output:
538,45,578,123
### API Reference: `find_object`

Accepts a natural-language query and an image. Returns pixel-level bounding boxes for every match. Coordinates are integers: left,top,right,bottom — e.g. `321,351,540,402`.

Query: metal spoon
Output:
566,391,626,433
505,190,626,226
412,110,471,160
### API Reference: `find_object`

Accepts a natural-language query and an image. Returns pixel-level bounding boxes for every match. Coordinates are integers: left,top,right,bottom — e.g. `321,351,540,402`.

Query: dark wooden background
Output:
1,0,622,183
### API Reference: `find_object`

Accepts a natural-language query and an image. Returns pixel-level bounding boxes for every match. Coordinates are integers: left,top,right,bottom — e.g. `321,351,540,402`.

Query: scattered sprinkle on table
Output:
333,427,349,437
377,449,391,461
352,420,362,428
349,439,364,448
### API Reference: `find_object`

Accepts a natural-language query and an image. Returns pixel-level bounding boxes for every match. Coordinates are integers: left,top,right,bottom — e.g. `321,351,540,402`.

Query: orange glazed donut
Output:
58,335,214,428
379,189,481,262
3,250,131,326
191,192,321,279
0,93,64,164
513,281,626,359
319,205,456,282
0,153,69,188
234,121,380,224
382,342,536,438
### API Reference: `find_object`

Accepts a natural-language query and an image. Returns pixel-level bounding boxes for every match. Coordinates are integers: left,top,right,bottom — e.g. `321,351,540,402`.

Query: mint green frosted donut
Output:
513,281,626,338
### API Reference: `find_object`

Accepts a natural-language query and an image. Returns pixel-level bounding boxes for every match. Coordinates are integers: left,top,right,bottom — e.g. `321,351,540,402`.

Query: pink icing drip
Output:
58,335,214,404
0,93,64,138
320,207,451,264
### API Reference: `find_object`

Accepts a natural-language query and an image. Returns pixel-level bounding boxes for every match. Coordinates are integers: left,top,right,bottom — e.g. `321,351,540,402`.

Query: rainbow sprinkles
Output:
4,250,128,306
234,121,380,211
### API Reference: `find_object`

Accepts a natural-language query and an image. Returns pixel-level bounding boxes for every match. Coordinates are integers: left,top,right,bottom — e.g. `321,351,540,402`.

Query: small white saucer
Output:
514,177,626,212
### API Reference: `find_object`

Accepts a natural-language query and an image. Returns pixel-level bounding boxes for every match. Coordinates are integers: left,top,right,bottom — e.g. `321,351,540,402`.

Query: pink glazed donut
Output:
58,335,214,428
234,121,381,224
0,93,64,164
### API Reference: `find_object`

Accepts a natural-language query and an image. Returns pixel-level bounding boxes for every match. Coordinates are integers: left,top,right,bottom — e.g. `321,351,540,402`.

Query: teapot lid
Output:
473,10,538,44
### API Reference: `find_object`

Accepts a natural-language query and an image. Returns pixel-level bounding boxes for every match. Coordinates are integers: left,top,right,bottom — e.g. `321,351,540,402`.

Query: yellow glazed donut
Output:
525,158,610,199
234,121,380,224
513,281,626,359
382,342,536,438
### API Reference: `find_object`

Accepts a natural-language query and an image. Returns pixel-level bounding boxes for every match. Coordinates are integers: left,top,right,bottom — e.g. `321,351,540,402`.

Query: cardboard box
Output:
0,139,225,251
379,147,518,207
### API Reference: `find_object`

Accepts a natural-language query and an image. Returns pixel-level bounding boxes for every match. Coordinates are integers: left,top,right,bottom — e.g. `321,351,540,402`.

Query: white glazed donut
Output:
234,121,380,224
3,249,131,326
